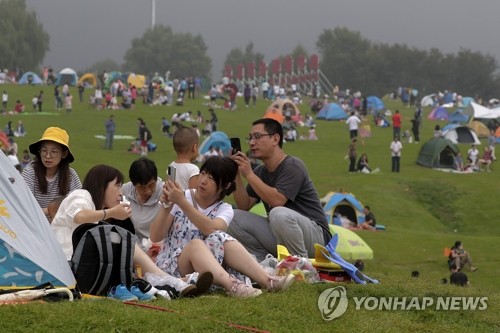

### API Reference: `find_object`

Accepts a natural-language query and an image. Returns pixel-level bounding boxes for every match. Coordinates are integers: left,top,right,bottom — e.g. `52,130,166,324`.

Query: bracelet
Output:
102,209,107,220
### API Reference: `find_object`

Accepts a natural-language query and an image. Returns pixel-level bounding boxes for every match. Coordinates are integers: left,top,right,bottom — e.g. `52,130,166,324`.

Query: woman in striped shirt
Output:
22,127,81,221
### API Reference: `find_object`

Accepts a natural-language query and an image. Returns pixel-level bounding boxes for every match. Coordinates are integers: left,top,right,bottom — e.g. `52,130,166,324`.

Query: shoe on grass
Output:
267,274,295,292
227,280,262,298
108,284,138,302
129,286,156,301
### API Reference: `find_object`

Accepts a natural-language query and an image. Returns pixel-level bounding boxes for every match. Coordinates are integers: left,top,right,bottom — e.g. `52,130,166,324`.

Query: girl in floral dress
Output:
151,156,294,298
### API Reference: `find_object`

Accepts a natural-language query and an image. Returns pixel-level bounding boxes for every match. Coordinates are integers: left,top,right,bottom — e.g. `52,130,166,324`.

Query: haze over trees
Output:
123,25,211,79
316,27,500,98
0,0,49,71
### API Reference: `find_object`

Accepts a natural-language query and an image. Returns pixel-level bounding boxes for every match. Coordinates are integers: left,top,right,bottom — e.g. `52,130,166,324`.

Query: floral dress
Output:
155,190,250,284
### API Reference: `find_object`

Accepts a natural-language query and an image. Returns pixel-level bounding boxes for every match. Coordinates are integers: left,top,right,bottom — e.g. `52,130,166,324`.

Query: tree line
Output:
2,0,499,99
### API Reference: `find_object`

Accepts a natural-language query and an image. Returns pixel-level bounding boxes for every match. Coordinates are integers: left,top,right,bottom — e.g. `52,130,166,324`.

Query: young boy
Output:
168,127,200,189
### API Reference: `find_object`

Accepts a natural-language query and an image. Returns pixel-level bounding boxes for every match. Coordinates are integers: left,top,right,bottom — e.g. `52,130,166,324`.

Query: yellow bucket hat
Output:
29,127,75,163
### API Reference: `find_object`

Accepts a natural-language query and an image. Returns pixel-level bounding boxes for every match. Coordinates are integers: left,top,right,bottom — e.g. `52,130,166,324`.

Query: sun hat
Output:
29,127,74,163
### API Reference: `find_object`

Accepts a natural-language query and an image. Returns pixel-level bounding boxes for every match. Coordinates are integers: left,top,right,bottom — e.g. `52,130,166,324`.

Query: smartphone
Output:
230,137,242,154
167,165,176,182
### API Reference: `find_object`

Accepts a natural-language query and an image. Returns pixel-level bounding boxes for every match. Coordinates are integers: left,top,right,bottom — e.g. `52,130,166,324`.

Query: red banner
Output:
224,65,233,79
296,55,306,71
271,58,281,75
283,56,293,74
236,63,245,80
258,60,267,77
246,62,255,79
309,54,319,70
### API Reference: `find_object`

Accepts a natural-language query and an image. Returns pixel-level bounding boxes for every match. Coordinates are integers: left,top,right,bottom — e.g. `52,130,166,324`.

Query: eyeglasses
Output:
39,149,62,157
246,133,274,143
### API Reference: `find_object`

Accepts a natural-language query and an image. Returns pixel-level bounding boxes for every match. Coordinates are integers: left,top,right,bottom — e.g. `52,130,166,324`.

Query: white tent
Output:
469,102,500,119
420,94,436,107
442,125,481,145
0,152,76,290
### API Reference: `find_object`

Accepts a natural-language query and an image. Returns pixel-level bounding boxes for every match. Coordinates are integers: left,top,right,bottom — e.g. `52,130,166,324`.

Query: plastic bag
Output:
276,255,320,283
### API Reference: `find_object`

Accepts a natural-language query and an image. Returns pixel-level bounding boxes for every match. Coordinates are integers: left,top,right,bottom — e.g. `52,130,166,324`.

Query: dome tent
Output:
416,137,459,169
55,68,78,86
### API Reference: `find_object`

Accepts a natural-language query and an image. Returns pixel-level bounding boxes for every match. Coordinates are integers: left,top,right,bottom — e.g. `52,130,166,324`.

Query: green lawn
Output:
1,85,499,332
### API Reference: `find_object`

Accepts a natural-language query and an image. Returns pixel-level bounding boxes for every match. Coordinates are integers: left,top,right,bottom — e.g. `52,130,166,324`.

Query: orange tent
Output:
263,99,301,124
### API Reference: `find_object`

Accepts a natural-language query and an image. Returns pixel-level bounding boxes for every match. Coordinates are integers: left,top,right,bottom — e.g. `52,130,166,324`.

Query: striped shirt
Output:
21,162,82,210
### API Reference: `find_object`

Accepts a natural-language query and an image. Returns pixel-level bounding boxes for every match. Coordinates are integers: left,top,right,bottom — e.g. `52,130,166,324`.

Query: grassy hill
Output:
1,85,499,332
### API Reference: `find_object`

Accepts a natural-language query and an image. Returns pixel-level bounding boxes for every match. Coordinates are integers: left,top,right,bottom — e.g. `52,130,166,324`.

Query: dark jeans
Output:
349,156,356,172
392,156,400,172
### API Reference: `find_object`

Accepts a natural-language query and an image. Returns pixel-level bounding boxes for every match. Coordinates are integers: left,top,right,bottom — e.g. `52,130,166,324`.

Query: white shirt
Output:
169,162,200,190
390,140,403,157
51,189,95,260
346,115,361,130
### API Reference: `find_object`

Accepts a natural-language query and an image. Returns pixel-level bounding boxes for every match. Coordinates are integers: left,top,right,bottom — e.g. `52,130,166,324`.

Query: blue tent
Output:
322,192,365,226
199,131,231,155
18,72,43,85
366,96,385,111
428,106,449,120
462,97,474,107
316,103,347,121
448,110,469,124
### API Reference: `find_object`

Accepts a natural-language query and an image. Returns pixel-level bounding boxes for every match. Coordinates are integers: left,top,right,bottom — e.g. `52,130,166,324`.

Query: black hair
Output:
199,156,238,201
252,118,283,147
129,158,158,185
82,165,124,210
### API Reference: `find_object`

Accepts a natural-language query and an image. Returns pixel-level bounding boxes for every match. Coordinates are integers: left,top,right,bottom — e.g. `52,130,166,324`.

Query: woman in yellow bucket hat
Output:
22,127,82,221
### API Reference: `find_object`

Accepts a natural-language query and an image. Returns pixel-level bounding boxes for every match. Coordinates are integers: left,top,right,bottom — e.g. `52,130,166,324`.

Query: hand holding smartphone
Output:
167,166,176,182
230,137,242,154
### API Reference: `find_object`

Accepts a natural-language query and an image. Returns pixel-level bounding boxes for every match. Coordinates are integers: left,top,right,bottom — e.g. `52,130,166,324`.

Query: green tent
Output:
416,137,459,168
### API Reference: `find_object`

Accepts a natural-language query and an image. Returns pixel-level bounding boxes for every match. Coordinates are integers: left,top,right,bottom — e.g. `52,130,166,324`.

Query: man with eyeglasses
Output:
228,118,331,262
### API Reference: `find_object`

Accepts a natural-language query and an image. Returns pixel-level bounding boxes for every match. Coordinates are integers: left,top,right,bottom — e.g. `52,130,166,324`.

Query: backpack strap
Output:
113,226,137,287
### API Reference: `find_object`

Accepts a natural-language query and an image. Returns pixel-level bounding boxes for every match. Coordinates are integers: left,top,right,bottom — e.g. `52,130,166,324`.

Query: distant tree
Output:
223,42,265,76
0,0,50,71
317,27,500,98
123,25,211,79
84,58,121,75
316,27,371,93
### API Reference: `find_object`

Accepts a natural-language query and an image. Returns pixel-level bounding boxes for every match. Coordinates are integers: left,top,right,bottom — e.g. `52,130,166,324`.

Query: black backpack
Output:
70,223,137,296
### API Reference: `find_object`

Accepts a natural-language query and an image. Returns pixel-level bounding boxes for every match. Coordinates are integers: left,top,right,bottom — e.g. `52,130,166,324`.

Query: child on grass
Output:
168,126,200,190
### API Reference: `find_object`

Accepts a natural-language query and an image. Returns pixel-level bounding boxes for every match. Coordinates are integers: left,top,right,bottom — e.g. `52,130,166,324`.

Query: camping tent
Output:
55,68,78,86
448,110,469,124
321,192,365,226
104,71,124,90
0,152,76,290
199,131,232,156
18,72,42,85
127,73,146,89
316,103,347,121
366,96,385,112
264,99,301,124
416,137,459,169
329,225,374,260
420,94,437,107
78,73,99,87
468,121,490,138
428,106,449,120
442,125,481,145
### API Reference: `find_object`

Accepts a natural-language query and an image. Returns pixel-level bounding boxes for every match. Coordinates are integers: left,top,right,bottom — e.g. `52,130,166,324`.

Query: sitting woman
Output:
150,156,294,298
449,241,477,272
357,153,371,173
51,164,212,298
478,146,493,172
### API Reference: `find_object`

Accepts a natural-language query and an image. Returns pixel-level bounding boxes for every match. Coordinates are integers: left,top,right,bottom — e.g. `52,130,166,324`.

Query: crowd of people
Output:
13,119,316,300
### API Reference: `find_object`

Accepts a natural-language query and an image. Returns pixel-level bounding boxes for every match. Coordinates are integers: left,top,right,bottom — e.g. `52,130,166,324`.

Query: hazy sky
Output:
25,0,500,79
